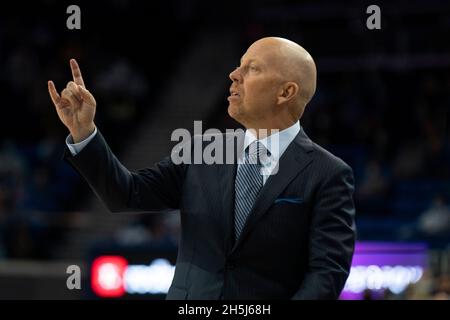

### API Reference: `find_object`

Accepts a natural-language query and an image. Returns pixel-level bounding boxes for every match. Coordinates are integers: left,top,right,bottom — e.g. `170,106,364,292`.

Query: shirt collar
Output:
243,121,300,162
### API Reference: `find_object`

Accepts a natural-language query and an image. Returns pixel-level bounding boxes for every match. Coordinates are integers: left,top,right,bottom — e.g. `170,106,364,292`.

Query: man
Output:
48,37,356,299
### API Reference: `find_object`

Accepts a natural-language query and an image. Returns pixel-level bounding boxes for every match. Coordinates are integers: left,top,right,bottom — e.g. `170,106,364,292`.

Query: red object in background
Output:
91,256,128,298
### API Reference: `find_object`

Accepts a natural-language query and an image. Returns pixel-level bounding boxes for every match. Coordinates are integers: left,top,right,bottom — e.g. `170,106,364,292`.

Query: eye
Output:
249,65,258,71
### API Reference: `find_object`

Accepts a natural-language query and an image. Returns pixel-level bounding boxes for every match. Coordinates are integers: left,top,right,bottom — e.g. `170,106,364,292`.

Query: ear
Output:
276,82,299,105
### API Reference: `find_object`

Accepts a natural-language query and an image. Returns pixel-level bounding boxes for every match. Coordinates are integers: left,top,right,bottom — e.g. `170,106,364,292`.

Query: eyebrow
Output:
240,58,259,65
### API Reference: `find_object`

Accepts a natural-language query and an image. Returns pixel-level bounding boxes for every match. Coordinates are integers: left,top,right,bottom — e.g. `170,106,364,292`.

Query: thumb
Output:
79,85,96,106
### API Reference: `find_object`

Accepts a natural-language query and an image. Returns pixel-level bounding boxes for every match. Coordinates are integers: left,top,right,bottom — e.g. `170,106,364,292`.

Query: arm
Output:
48,59,185,213
292,164,356,300
64,129,186,213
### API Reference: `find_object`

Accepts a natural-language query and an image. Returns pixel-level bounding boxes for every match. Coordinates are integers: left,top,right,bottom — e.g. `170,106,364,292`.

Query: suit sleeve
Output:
292,163,356,300
64,130,186,213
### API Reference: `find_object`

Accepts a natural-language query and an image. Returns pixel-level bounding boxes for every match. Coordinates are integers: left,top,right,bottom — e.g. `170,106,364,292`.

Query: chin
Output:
228,106,247,127
227,104,238,119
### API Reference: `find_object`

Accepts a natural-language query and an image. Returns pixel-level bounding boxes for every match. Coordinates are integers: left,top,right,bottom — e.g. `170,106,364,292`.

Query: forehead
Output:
241,41,281,65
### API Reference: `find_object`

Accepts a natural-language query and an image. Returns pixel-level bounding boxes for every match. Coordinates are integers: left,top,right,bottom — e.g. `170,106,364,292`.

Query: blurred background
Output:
0,0,449,299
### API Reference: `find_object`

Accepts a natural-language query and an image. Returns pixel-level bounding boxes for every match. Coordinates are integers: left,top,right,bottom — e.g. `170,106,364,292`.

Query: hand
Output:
48,59,97,143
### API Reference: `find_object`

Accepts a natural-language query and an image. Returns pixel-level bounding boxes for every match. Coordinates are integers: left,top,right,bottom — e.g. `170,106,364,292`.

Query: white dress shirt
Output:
240,121,300,184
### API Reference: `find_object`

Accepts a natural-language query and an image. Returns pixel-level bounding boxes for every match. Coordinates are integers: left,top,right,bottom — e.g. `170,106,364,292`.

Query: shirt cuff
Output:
66,127,98,156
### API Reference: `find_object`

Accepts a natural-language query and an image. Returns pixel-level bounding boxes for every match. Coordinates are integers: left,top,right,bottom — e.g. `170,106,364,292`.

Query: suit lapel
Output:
231,127,315,253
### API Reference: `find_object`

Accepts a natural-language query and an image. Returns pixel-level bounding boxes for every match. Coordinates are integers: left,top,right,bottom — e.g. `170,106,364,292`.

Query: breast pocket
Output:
274,197,304,205
269,197,310,226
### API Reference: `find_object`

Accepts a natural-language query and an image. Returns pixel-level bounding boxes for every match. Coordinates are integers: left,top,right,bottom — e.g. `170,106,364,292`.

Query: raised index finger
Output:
70,59,85,87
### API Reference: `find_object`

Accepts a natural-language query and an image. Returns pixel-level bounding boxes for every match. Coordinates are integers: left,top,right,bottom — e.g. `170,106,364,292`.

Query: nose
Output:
229,66,242,83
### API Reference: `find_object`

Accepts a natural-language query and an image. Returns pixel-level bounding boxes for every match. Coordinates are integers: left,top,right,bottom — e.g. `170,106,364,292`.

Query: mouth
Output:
228,88,240,100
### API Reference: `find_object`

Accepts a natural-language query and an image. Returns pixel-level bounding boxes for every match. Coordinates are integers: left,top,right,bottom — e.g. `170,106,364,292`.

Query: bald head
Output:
248,37,317,113
228,36,317,130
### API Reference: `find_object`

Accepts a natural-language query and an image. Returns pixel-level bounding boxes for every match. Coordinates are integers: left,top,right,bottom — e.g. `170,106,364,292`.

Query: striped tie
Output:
234,141,268,240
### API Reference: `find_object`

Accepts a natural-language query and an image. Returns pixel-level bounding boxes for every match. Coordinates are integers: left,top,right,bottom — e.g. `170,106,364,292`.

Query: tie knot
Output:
246,141,270,165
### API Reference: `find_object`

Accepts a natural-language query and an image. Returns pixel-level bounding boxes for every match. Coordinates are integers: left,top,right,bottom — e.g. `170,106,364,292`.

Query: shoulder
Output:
296,141,355,195
295,127,352,176
311,142,352,171
302,138,354,188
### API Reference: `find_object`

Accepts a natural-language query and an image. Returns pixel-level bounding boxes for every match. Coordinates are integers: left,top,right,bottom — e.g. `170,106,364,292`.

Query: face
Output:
228,40,283,128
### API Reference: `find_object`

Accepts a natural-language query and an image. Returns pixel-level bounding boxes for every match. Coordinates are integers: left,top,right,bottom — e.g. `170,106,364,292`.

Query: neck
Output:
245,118,297,139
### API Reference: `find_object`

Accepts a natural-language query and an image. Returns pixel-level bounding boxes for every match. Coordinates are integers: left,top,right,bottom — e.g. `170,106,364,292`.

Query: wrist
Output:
71,124,96,143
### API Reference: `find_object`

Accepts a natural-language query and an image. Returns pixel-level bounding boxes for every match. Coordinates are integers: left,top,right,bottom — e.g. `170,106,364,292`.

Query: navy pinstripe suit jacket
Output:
65,126,356,300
